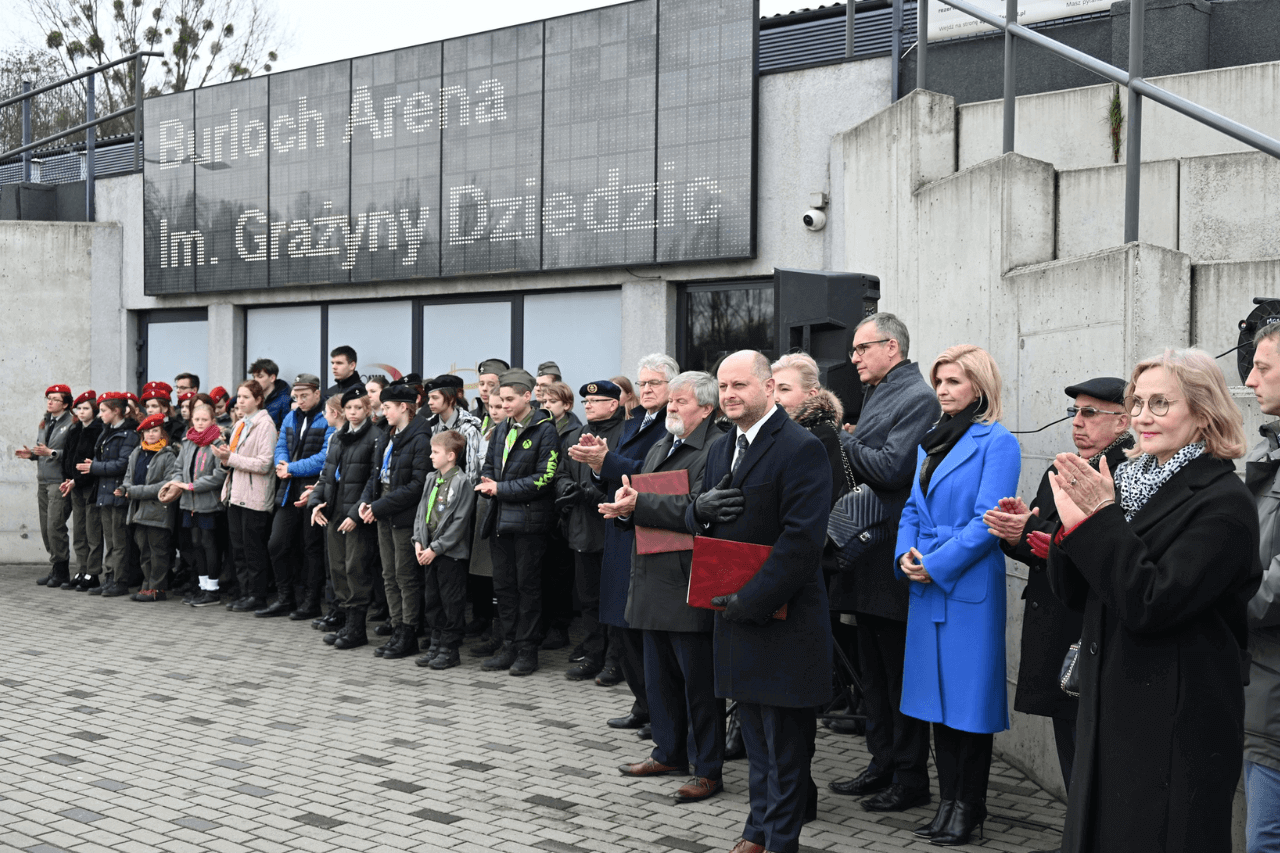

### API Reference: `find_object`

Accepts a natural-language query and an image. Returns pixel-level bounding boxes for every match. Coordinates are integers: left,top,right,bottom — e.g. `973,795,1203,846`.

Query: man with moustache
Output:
686,350,833,853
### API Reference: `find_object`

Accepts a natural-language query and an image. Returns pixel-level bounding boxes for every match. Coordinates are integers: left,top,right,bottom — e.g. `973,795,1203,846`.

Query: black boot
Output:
47,561,71,590
289,590,323,621
313,606,346,631
914,800,956,838
930,800,985,847
373,623,400,657
254,595,294,617
381,625,417,660
334,608,368,650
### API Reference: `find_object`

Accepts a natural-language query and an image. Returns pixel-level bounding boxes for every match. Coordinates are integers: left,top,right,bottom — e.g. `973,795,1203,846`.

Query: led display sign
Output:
143,0,757,294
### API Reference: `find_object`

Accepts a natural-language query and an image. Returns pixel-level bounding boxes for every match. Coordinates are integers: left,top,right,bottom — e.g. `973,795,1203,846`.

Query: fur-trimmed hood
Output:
790,389,843,431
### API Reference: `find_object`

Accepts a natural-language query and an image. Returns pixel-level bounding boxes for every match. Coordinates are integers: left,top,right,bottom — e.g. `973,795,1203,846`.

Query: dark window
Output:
680,280,776,373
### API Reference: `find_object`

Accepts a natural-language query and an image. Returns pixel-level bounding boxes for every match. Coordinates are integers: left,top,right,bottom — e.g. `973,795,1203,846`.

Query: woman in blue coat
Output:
894,344,1021,847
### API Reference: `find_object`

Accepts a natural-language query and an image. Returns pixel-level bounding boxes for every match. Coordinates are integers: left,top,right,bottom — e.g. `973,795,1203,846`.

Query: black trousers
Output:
1053,715,1077,791
644,630,724,779
738,703,817,853
227,505,272,599
424,554,469,649
490,533,547,650
468,574,495,622
574,550,605,662
932,723,993,804
182,521,221,581
611,624,648,717
541,533,574,632
856,611,931,790
268,502,325,602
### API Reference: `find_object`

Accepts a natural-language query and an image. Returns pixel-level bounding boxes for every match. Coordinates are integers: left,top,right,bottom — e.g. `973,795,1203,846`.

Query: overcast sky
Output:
4,0,809,76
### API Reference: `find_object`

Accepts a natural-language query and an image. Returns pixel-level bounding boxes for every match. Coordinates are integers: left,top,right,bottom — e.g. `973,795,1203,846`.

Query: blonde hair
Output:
771,352,820,390
929,345,1003,425
1126,348,1245,460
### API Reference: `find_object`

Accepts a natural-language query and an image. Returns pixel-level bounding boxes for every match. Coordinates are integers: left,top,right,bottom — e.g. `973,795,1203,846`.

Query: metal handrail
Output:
0,50,162,110
0,103,137,160
915,0,1280,243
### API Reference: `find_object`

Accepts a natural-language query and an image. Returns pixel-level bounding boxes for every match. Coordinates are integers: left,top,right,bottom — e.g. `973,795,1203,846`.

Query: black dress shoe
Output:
232,596,266,612
595,664,623,686
823,717,866,736
914,800,956,838
101,580,130,597
829,767,893,797
288,603,322,621
564,659,603,681
607,713,649,730
862,782,931,813
636,723,652,740
254,597,295,617
930,800,985,846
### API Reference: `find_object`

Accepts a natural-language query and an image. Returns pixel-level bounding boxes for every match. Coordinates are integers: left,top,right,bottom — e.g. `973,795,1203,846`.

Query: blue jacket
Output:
683,406,834,708
894,420,1021,733
263,378,291,429
273,404,334,506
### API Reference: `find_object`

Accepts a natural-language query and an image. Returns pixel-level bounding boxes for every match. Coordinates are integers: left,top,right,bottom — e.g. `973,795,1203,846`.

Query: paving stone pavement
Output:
0,564,1065,853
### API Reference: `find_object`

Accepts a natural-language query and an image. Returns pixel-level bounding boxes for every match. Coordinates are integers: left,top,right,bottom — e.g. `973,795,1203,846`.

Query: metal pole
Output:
21,80,32,182
1124,0,1144,243
891,0,903,101
918,0,929,91
86,69,96,221
1002,0,1016,153
846,0,856,59
134,55,143,170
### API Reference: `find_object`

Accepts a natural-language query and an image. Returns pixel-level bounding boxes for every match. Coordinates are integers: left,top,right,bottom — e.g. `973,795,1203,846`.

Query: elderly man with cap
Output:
606,370,729,804
426,374,485,480
555,379,629,680
260,373,335,621
19,383,77,588
474,358,510,425
983,376,1132,825
474,367,561,676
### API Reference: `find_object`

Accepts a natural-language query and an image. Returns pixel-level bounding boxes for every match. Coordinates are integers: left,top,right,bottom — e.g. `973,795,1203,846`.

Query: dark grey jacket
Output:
621,414,723,633
833,360,940,620
121,443,180,528
32,411,75,482
1246,422,1280,772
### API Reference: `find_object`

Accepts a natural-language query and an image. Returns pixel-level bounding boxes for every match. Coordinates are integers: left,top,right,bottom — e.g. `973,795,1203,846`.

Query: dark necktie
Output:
732,434,749,473
666,438,683,459
641,413,654,432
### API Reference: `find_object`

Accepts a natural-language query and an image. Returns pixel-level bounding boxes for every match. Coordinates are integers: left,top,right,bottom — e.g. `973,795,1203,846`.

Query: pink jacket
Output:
221,408,278,512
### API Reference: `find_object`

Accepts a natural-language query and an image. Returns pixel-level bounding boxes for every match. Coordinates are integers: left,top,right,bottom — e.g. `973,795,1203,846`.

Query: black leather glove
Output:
710,593,770,625
554,482,581,513
693,474,745,525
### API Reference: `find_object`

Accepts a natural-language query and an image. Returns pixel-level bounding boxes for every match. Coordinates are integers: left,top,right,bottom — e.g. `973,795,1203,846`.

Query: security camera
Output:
802,209,827,231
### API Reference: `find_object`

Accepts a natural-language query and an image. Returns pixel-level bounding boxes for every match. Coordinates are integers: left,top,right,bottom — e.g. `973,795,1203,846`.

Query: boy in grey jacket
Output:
413,430,476,670
118,415,179,601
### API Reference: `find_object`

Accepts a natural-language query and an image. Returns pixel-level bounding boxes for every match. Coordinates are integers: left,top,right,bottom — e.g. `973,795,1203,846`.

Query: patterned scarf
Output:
186,424,222,447
1114,440,1205,522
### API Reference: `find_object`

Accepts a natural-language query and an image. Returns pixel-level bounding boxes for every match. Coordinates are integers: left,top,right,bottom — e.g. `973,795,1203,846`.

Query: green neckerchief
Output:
502,409,535,467
424,466,460,531
482,414,491,433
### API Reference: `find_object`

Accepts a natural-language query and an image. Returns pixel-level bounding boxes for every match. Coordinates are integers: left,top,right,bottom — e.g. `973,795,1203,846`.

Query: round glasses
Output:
1123,395,1179,417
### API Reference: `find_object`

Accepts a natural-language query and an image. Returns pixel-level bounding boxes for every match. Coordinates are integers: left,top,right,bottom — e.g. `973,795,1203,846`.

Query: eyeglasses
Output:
1124,395,1179,417
1067,405,1124,419
583,397,614,405
850,339,891,357
637,379,668,389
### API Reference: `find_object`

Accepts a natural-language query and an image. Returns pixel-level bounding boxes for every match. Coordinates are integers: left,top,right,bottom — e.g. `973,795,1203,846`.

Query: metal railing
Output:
915,0,1280,243
0,51,163,220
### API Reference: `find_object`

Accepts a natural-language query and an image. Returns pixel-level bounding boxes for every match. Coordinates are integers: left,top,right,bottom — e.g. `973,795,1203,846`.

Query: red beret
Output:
137,413,166,433
125,392,139,403
45,384,71,397
72,390,96,408
145,381,173,395
209,386,229,403
141,386,171,403
98,391,124,402
178,391,196,403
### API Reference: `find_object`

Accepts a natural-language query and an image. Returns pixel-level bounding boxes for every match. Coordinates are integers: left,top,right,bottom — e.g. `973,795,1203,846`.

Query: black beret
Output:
579,379,621,400
426,374,465,393
1064,377,1127,405
340,386,368,406
381,383,419,404
478,358,509,376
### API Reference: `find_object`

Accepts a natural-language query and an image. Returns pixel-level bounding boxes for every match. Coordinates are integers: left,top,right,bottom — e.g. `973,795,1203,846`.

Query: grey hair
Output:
1255,321,1280,348
668,371,718,408
637,353,680,382
856,312,910,359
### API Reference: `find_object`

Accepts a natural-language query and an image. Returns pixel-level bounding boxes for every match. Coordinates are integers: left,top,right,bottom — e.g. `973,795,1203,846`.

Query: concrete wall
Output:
0,221,122,564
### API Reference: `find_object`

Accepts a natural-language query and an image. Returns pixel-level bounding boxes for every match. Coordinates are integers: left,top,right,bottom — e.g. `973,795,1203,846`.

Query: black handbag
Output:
827,479,897,571
1059,640,1082,698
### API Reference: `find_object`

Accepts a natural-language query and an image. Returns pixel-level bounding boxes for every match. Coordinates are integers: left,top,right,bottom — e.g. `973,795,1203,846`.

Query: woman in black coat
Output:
61,392,104,590
773,353,851,505
1045,349,1262,853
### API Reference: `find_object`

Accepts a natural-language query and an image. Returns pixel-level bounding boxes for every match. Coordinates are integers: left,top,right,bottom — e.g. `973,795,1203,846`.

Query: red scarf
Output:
186,424,222,447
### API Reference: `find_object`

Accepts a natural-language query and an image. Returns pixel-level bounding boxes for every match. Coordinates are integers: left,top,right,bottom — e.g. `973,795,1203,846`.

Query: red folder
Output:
633,470,695,555
687,536,787,620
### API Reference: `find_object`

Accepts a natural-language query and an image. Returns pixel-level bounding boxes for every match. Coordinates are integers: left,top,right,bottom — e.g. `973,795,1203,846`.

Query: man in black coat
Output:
554,380,628,681
829,314,940,811
607,371,726,803
475,368,561,676
684,350,833,853
984,376,1132,806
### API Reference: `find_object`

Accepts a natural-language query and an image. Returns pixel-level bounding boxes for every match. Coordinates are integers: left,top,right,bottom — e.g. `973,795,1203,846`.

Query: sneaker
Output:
568,643,587,663
61,574,85,590
509,647,538,677
429,648,461,670
133,589,167,602
480,644,516,671
190,590,221,607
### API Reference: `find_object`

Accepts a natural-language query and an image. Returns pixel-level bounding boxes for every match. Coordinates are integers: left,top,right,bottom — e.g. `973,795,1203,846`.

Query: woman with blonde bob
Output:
894,344,1021,845
1043,348,1260,853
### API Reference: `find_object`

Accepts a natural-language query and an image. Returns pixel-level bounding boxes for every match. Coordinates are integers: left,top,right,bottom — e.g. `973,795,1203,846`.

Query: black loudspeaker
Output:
775,268,880,425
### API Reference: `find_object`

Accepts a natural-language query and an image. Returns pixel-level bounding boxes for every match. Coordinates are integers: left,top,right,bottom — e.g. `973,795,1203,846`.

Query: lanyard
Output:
381,437,395,480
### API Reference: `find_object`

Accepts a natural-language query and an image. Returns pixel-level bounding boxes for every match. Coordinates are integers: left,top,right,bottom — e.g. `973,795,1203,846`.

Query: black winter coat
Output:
480,408,560,536
310,418,378,523
362,417,433,529
62,418,104,493
1048,455,1261,853
90,419,140,507
555,408,627,552
791,391,852,508
1001,437,1131,720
